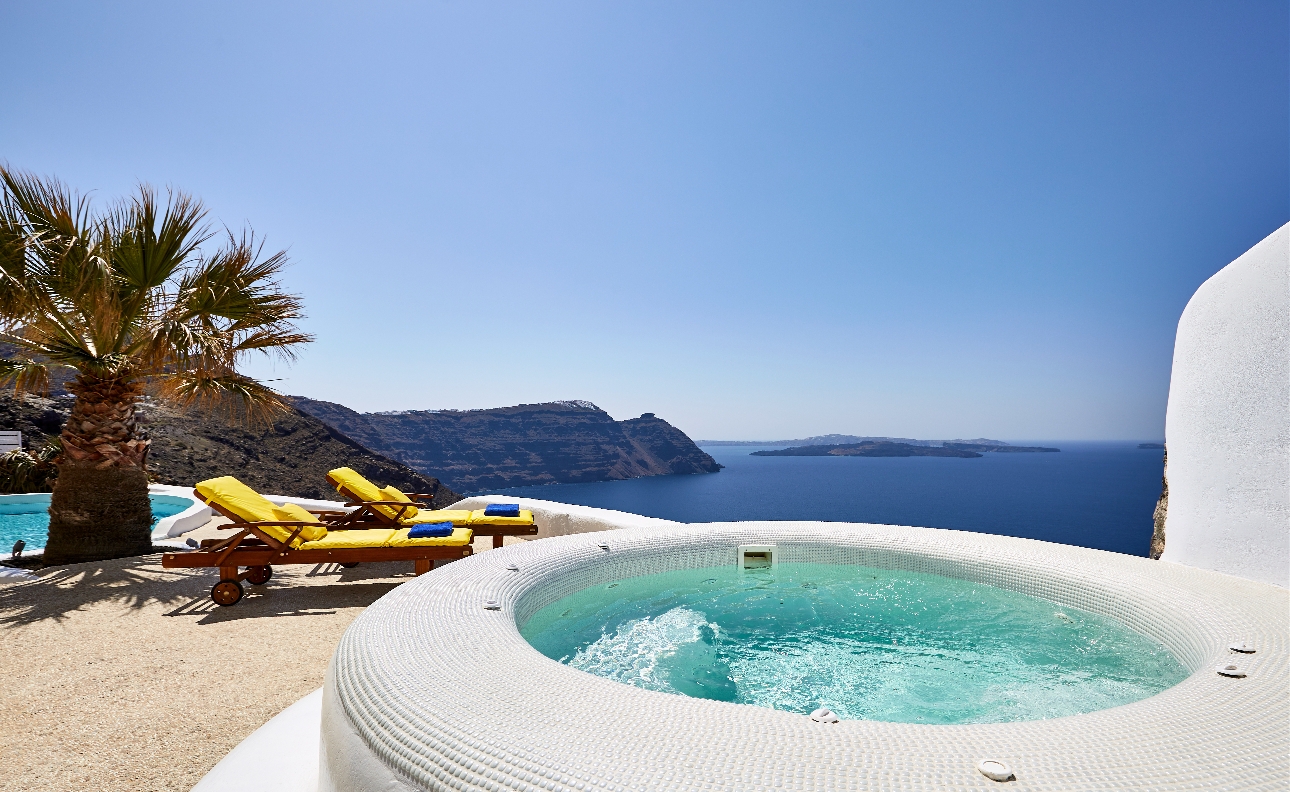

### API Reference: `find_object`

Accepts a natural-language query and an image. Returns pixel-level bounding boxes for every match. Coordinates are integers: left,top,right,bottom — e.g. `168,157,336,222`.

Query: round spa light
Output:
977,760,1015,782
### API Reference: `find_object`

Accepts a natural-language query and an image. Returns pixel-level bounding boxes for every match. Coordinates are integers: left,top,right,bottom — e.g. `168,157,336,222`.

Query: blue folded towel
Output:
484,503,521,517
408,522,454,538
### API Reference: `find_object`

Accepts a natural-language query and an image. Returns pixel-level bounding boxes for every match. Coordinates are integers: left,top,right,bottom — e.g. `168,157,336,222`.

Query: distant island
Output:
751,440,1060,458
701,435,1023,448
703,434,958,447
1138,443,1165,449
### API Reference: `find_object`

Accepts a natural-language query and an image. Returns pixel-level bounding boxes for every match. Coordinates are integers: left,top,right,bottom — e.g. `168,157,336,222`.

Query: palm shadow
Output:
0,554,416,628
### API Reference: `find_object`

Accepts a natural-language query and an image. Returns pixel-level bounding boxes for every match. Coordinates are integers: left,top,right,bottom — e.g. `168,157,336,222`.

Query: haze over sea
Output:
491,443,1167,558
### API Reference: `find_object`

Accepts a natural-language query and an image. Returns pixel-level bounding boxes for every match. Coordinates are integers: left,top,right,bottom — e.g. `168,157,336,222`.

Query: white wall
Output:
1160,222,1289,588
447,494,679,539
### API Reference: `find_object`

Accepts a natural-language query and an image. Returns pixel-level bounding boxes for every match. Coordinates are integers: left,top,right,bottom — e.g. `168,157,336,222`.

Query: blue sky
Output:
3,1,1286,441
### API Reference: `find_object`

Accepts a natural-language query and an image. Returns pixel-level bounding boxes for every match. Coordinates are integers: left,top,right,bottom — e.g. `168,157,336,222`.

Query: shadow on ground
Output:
0,552,417,627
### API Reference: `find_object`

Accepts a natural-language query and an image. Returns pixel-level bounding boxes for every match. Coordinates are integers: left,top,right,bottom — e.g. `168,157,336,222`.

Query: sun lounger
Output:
161,476,473,606
324,467,538,548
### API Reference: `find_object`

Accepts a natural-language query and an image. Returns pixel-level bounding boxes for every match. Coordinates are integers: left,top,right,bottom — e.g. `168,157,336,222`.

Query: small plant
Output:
0,439,60,494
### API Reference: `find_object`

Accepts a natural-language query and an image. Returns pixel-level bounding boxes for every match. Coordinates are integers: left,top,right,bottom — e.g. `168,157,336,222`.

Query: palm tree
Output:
0,167,311,564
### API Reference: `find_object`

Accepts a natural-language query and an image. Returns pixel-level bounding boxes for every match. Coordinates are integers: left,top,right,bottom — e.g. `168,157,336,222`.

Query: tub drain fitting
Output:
1229,642,1256,653
1215,663,1246,678
483,600,501,611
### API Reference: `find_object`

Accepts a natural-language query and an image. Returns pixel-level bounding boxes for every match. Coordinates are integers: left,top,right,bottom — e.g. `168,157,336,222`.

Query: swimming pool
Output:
0,493,193,553
522,561,1187,724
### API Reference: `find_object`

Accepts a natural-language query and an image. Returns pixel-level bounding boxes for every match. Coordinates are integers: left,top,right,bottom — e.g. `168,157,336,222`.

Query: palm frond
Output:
0,167,311,427
0,166,91,241
153,370,292,426
0,356,67,395
233,329,313,356
107,185,210,294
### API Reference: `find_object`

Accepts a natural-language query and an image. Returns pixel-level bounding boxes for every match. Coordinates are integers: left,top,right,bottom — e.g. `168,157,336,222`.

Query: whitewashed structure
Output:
1160,222,1289,588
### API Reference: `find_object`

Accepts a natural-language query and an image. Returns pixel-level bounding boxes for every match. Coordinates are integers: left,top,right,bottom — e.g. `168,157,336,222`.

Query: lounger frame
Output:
325,474,539,548
160,491,472,605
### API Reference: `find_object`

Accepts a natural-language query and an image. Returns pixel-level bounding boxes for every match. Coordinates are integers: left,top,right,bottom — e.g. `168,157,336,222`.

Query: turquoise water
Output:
522,562,1187,724
0,495,190,553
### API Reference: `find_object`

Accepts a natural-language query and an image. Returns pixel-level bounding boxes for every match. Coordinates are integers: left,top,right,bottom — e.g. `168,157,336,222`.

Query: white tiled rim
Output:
321,521,1288,791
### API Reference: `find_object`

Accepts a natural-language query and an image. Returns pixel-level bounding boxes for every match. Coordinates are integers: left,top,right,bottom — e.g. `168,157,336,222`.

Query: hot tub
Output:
320,517,1288,791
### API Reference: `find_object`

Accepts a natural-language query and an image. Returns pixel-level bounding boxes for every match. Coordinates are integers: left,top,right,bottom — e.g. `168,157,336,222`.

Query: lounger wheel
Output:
245,565,272,585
211,579,244,606
340,562,360,568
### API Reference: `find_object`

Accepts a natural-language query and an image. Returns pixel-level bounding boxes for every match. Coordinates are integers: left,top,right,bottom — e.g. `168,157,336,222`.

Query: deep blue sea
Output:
489,443,1166,557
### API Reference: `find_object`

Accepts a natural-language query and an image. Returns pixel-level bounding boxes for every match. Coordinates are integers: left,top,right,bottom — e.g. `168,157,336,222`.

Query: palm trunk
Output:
41,373,153,564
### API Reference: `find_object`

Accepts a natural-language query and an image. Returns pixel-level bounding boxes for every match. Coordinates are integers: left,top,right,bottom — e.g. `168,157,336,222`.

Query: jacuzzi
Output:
320,515,1287,791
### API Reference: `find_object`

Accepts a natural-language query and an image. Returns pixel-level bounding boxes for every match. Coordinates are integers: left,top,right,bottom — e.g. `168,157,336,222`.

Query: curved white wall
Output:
447,494,680,539
1160,222,1289,588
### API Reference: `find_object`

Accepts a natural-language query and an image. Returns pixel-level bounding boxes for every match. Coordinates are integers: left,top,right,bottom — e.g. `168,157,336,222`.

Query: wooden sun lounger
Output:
325,474,539,549
161,492,472,606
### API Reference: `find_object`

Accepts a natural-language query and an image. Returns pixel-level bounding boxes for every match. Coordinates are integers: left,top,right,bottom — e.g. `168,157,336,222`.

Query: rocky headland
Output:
291,398,722,492
0,393,458,504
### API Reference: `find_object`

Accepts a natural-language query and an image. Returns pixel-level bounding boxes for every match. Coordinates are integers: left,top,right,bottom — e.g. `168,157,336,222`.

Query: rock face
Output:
290,398,722,492
1159,222,1288,588
1150,449,1168,560
0,393,458,505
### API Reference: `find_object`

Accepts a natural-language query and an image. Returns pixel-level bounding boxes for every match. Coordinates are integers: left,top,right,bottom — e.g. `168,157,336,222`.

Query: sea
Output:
488,443,1166,557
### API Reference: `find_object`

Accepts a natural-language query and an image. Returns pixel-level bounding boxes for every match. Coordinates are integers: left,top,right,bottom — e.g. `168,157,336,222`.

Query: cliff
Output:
291,398,722,492
0,393,458,505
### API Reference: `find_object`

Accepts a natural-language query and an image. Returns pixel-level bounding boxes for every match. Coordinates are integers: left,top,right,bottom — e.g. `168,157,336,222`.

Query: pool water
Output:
521,562,1188,724
0,495,190,553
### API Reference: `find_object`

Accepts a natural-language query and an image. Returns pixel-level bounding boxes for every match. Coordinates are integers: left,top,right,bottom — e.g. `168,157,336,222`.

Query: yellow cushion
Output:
386,526,474,547
297,529,396,550
196,476,281,523
196,476,326,546
380,485,419,520
403,509,473,526
328,467,407,522
272,503,328,542
467,508,535,526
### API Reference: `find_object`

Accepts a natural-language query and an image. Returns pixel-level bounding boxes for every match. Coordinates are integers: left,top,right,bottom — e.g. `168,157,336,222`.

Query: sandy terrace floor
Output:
0,522,519,792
